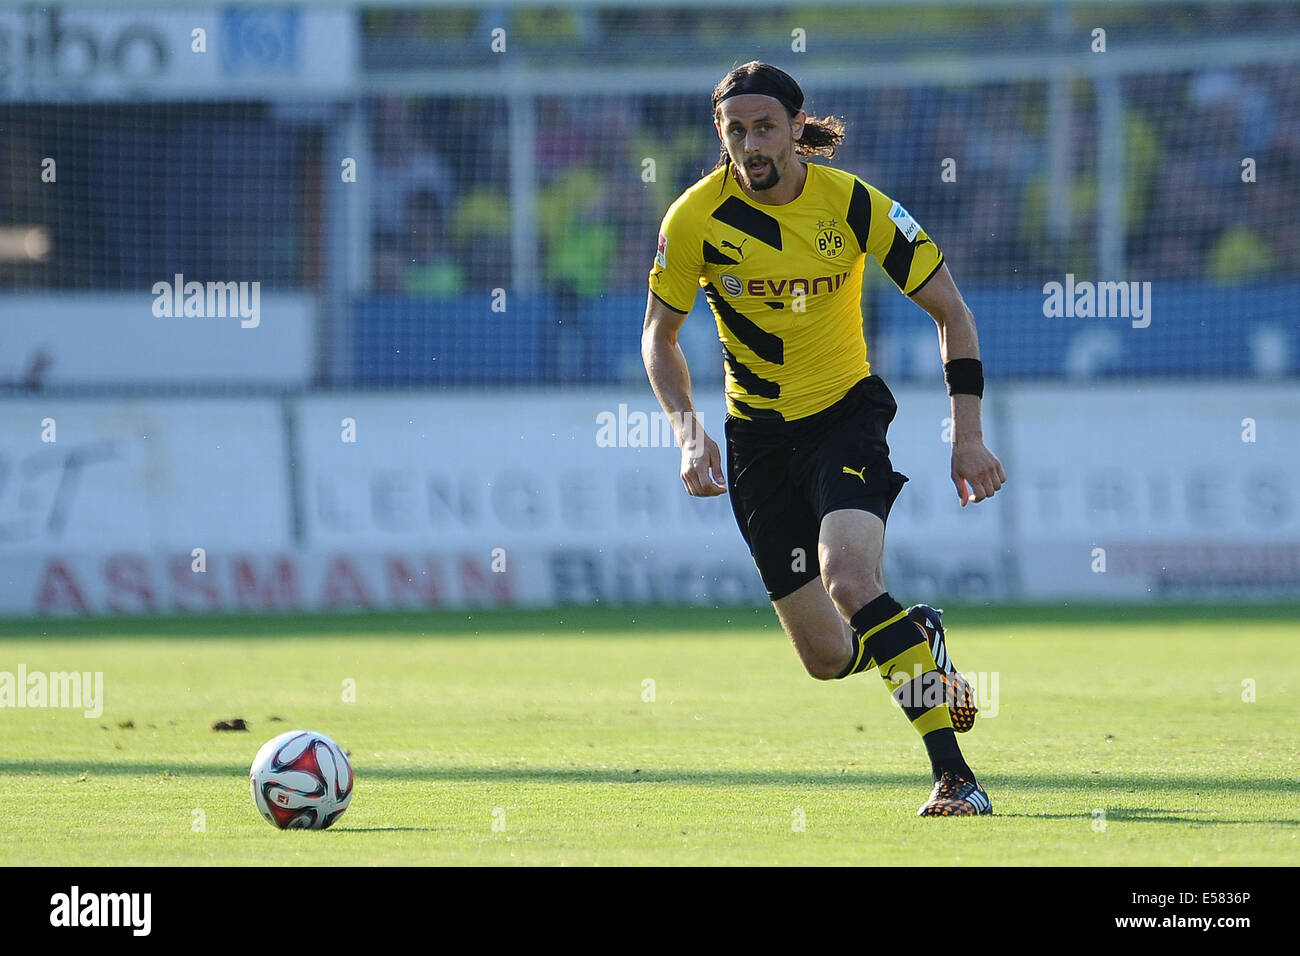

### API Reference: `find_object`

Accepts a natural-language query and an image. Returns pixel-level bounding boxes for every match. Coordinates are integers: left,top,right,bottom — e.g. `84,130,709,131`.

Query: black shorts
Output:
724,375,909,602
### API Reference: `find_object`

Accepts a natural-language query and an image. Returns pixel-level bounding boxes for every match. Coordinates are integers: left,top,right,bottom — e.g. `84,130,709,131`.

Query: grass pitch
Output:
1,604,1297,866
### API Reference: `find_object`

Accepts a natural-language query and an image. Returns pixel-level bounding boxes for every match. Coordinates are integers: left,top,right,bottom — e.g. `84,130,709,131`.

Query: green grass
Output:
1,604,1297,866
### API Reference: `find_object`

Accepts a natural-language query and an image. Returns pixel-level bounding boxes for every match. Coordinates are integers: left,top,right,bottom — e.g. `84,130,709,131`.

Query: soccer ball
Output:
250,730,354,830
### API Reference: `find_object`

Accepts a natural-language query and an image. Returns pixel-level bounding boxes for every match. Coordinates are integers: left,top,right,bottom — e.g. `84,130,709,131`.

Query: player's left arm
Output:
909,263,1007,507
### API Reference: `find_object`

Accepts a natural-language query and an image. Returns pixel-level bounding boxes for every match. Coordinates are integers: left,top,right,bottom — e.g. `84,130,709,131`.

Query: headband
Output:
714,67,805,117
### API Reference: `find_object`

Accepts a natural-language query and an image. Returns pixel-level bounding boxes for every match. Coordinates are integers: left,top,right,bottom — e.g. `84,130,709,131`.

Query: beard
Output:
739,155,780,191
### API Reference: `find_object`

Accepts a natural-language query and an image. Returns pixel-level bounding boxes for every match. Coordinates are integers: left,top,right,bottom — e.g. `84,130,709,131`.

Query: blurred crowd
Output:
370,63,1300,298
2,65,1294,297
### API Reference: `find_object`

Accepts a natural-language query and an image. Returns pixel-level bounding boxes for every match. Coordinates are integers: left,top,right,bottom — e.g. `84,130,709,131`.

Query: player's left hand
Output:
951,441,1006,507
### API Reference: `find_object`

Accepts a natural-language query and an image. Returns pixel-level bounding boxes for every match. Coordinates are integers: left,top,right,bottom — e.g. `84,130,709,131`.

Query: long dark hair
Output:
710,61,846,172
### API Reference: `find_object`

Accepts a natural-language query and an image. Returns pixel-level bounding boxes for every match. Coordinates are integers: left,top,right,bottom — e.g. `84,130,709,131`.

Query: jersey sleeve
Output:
852,179,945,296
648,199,703,314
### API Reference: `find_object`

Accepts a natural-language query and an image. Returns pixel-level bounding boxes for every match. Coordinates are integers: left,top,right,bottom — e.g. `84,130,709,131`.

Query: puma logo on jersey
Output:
720,237,749,259
842,465,868,483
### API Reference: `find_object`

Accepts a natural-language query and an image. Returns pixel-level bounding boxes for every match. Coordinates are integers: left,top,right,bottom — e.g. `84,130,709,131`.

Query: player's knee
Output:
789,629,851,681
803,652,845,681
823,566,883,617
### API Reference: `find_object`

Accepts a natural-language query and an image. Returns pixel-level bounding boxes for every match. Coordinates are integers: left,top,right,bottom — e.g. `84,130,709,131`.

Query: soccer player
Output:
641,62,1006,816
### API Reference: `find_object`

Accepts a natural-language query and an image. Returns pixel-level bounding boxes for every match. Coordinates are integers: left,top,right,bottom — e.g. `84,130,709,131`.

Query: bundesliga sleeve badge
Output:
655,232,668,269
888,201,921,243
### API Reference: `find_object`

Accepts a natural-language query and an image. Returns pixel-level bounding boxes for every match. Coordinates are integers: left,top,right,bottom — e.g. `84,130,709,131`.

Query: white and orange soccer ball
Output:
250,730,354,830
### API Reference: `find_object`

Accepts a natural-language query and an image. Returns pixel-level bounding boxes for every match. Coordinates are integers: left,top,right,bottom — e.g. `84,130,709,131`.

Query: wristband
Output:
943,358,984,398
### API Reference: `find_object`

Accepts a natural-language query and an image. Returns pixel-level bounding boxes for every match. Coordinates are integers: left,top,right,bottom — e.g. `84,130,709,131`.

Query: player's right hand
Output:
681,432,728,497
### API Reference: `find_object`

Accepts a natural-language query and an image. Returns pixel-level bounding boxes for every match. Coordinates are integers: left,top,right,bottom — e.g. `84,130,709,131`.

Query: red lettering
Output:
35,559,89,615
321,554,373,609
385,554,445,607
169,554,222,612
104,553,156,614
232,555,298,610
459,554,512,606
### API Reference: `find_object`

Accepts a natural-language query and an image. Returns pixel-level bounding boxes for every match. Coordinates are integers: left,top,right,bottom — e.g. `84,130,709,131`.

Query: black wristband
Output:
944,358,984,398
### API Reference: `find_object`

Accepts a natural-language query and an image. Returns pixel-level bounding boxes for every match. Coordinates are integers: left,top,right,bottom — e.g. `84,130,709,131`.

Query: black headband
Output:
714,67,804,117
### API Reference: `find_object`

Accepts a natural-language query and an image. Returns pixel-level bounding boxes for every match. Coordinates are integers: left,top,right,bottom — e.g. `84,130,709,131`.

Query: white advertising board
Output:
870,384,1007,599
0,293,315,387
0,8,357,100
293,384,1009,607
0,398,290,554
295,390,761,606
3,383,1294,617
1005,384,1300,598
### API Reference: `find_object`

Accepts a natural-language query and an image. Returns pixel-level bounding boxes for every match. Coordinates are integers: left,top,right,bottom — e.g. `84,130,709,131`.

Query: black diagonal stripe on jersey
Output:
710,197,783,250
703,240,740,265
881,229,918,290
722,345,780,399
732,398,784,422
704,283,784,365
846,178,872,252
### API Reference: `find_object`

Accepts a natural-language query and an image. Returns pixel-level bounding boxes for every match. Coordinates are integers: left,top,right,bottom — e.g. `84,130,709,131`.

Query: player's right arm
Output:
641,292,727,497
643,203,727,497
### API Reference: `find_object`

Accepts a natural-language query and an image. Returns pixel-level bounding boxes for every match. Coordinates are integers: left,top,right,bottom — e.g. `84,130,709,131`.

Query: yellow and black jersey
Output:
649,161,944,422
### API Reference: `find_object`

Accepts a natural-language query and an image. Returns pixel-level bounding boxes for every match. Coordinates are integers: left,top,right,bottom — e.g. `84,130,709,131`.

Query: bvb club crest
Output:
814,219,845,259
